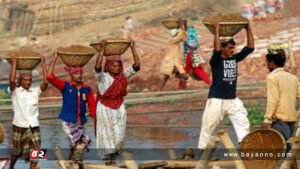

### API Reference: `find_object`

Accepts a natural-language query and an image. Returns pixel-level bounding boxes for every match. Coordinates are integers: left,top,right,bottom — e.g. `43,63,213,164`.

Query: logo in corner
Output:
30,149,48,160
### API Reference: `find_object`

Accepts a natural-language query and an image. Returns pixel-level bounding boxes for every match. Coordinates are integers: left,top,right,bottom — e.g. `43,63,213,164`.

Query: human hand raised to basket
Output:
130,40,135,49
211,21,220,30
9,53,17,63
244,22,251,30
178,18,187,30
52,51,59,59
40,55,46,63
98,40,106,50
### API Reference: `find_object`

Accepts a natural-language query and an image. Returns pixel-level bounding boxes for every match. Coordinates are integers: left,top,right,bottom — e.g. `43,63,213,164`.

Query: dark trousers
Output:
271,119,295,152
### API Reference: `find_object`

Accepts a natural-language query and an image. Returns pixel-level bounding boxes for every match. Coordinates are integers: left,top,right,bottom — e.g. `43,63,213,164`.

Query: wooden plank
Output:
196,136,219,169
288,38,297,75
167,149,177,160
279,141,300,169
121,152,139,169
139,161,167,169
154,160,235,168
53,146,67,169
218,130,246,169
86,164,124,169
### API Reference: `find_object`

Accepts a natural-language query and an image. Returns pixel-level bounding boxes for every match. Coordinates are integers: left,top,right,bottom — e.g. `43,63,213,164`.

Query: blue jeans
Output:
271,119,295,152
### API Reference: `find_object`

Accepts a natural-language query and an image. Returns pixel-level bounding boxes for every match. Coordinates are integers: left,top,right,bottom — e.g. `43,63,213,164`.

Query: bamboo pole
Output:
85,164,124,169
279,137,300,169
128,160,235,168
212,165,221,169
218,130,246,169
182,148,195,160
53,146,67,169
167,149,177,160
121,152,139,169
288,38,297,75
139,161,167,169
196,136,219,169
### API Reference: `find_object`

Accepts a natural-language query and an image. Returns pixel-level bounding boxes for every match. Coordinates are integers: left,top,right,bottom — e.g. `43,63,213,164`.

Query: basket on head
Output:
203,13,249,37
5,49,41,70
161,19,187,29
90,39,131,56
0,123,4,144
240,128,286,169
57,45,96,67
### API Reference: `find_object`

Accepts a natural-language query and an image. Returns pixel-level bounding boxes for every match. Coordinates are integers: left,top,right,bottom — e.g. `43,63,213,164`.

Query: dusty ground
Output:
1,1,299,93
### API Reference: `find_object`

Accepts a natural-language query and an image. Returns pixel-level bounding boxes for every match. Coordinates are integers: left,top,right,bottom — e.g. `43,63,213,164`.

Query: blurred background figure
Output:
265,0,277,14
160,20,188,91
241,0,284,21
253,0,267,20
265,0,284,19
178,26,211,89
123,16,134,40
241,3,254,20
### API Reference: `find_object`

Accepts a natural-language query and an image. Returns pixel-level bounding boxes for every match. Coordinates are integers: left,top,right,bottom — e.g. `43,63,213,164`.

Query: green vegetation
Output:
224,105,264,127
247,105,265,126
0,89,10,106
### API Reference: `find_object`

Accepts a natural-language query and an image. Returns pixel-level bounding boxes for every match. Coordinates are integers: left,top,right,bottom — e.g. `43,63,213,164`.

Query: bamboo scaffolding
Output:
279,137,300,169
196,136,219,169
53,146,68,169
288,38,297,75
218,130,246,169
121,152,139,169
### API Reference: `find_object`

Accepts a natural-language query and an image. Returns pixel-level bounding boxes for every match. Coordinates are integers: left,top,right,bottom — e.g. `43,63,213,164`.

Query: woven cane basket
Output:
57,45,96,67
90,39,131,56
0,123,4,144
161,19,187,29
5,49,41,70
203,13,248,37
240,128,286,169
203,21,248,37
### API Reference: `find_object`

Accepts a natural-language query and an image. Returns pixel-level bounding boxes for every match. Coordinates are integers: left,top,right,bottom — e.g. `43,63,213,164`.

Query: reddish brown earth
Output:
1,2,300,127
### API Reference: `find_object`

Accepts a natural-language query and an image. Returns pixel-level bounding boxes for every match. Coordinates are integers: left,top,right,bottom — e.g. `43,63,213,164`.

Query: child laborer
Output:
47,52,96,168
8,54,48,169
94,40,140,163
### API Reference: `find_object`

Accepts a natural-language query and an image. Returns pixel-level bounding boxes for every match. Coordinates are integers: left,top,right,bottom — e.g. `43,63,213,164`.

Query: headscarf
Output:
97,55,128,109
184,26,199,55
169,28,179,37
64,66,83,74
103,55,122,72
